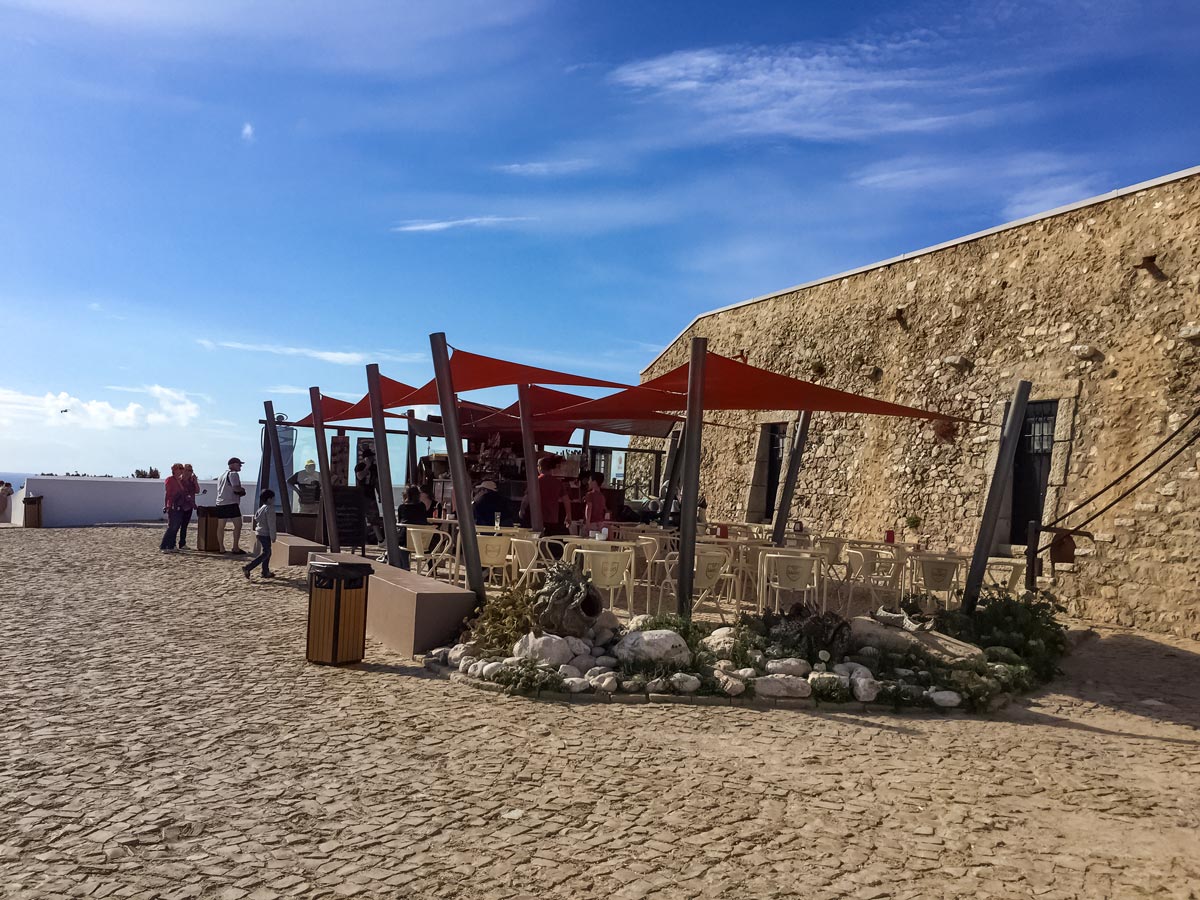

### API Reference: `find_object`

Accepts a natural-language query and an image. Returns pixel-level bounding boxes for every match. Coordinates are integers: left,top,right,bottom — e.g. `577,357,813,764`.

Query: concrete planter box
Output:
366,566,478,658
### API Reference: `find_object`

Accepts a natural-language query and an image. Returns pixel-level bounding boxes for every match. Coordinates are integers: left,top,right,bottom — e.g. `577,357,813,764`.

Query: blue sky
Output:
2,0,1198,478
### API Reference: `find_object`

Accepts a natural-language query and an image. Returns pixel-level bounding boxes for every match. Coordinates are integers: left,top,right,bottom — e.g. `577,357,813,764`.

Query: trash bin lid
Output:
308,560,374,577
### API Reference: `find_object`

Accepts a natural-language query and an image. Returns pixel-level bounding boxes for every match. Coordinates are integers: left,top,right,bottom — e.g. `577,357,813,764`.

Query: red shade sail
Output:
325,376,419,422
551,352,955,421
295,394,355,427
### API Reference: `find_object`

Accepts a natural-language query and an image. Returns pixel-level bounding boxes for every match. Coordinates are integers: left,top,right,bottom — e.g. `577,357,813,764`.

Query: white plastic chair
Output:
476,534,513,588
406,526,452,578
761,552,822,613
915,555,962,610
847,548,901,605
656,548,732,620
576,547,635,617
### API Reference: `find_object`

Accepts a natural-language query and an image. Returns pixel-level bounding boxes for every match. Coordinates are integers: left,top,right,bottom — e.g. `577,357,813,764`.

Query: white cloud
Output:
0,385,200,430
197,339,424,366
495,159,595,177
241,122,255,142
266,385,312,395
391,216,535,233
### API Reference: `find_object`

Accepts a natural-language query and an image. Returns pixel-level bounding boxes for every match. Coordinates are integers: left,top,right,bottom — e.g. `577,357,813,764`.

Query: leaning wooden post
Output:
430,333,485,599
676,337,707,619
263,401,294,534
659,428,683,527
771,410,812,547
963,380,1032,614
365,364,402,568
308,387,340,553
517,384,544,533
405,409,419,486
580,428,592,474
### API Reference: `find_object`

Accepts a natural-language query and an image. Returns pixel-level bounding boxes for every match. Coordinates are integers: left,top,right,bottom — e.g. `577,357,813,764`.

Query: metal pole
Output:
652,451,663,501
676,337,707,619
517,384,544,533
659,428,683,527
257,428,271,514
430,333,485,599
308,387,340,553
963,380,1032,613
1024,520,1039,593
580,428,592,474
263,401,294,534
772,411,811,547
405,409,419,486
366,364,402,568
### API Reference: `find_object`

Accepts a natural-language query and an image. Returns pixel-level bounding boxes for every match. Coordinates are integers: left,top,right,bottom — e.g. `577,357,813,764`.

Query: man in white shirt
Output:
215,457,247,554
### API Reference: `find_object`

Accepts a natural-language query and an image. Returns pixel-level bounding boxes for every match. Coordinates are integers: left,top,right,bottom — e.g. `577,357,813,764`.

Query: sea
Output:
0,472,34,491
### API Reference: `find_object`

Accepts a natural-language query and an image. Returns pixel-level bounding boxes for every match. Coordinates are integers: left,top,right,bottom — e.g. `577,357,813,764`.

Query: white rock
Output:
614,630,691,667
592,674,619,693
503,656,523,666
748,650,767,667
467,660,487,678
715,671,746,696
595,609,621,631
458,656,477,673
481,661,506,679
621,678,646,693
590,645,606,657
852,677,881,702
427,646,450,664
752,674,812,698
562,677,591,694
894,668,916,678
849,617,985,665
514,633,574,668
808,671,850,690
447,643,477,666
593,628,615,647
625,614,653,631
568,653,595,672
701,626,738,655
585,666,613,680
557,665,582,679
595,655,619,669
766,658,812,677
566,636,591,657
714,659,737,672
670,673,701,694
731,668,757,681
645,677,670,694
929,690,962,708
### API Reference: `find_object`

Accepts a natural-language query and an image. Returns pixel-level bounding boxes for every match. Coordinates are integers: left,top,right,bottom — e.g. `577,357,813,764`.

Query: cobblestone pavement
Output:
2,526,1199,900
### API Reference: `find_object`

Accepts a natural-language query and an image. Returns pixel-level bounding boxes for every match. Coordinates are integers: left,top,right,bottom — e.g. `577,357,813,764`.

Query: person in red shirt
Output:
584,472,608,528
532,455,572,537
159,463,188,552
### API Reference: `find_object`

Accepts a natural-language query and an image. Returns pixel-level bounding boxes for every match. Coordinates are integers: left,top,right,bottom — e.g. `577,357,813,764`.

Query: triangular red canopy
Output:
397,349,631,406
325,376,419,422
551,352,954,420
295,393,402,427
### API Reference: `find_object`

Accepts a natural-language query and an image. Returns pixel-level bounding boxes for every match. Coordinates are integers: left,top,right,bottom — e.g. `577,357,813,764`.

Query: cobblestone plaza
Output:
3,526,1198,899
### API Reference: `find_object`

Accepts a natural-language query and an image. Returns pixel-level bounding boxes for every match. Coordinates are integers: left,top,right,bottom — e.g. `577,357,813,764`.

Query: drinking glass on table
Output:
494,512,501,529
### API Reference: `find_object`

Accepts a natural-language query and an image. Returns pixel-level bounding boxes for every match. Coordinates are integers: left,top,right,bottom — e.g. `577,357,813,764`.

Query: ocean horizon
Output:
0,472,35,490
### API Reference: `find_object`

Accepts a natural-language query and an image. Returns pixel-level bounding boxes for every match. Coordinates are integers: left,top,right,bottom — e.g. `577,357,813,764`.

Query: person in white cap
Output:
472,478,510,527
287,459,322,514
215,456,247,553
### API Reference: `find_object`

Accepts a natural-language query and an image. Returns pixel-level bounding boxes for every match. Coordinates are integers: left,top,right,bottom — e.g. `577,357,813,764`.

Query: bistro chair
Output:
656,547,733,620
846,547,901,607
476,534,513,588
635,533,677,608
761,552,822,614
987,559,1027,593
575,547,636,617
913,555,962,611
406,526,453,579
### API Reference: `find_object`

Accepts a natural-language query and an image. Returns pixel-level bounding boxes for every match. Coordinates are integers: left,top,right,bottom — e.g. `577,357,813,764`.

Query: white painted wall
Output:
15,477,260,528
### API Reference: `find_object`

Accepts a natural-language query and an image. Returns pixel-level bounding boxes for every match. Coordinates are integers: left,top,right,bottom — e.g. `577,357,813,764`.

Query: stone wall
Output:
632,170,1200,639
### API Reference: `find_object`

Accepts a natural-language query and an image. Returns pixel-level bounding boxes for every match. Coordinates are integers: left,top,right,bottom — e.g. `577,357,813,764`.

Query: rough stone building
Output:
632,166,1200,639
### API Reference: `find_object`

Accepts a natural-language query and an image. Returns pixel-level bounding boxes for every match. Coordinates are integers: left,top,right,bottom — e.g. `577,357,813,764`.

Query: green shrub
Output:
490,659,564,695
460,587,538,656
935,588,1067,682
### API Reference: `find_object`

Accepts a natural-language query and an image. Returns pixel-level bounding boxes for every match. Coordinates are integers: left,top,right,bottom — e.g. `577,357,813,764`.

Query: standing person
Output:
354,447,381,543
242,489,277,579
177,464,200,549
0,482,13,525
526,455,572,538
584,472,608,528
396,485,428,570
159,463,187,552
215,457,247,554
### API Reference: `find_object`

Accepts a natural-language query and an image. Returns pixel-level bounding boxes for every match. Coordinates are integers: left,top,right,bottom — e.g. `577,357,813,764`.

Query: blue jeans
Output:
160,509,189,549
177,510,193,547
245,535,273,575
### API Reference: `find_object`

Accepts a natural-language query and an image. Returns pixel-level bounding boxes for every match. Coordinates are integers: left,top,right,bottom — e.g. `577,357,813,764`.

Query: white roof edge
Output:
642,163,1200,374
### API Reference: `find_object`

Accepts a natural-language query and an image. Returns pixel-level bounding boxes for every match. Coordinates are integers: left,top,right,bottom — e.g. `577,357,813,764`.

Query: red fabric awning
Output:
324,376,419,422
294,393,402,427
550,353,955,421
397,349,631,406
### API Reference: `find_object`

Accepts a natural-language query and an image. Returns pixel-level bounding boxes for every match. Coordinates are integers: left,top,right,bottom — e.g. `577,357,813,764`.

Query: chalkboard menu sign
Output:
331,485,367,552
329,436,350,487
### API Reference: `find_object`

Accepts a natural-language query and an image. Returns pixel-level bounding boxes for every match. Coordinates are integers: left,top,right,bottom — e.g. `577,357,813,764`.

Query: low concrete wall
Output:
16,477,260,528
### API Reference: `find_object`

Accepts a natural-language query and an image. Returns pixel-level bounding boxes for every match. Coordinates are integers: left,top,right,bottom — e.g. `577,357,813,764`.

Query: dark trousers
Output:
160,509,189,549
177,510,193,547
245,535,273,574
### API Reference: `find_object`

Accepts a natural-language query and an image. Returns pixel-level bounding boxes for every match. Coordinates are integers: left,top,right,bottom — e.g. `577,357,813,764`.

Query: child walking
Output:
243,489,277,580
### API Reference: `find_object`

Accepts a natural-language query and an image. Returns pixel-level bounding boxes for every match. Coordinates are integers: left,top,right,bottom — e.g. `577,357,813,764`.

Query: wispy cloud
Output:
241,122,255,142
86,301,127,321
494,159,596,177
391,216,535,233
0,385,200,430
609,35,1020,142
197,339,423,366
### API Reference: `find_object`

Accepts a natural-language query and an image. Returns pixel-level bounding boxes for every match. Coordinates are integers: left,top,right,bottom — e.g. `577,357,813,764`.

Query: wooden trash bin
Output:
22,496,42,528
195,506,222,553
306,561,371,665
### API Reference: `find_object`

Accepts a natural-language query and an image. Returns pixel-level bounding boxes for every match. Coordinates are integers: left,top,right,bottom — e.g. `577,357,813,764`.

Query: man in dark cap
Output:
215,456,248,553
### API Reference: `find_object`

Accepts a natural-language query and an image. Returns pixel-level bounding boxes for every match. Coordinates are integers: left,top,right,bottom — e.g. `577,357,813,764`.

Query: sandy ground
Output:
1,524,1198,900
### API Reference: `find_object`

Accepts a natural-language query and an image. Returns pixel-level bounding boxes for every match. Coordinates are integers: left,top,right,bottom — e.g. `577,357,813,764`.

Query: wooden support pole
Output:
405,409,419,486
257,429,272,514
517,384,544,533
580,428,592,474
963,380,1032,613
771,411,811,547
308,387,340,553
263,401,294,534
676,337,707,619
431,333,485,599
366,364,402,568
659,428,683,528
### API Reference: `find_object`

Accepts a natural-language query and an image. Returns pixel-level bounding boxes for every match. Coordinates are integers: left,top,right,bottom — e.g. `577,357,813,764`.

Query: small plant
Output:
490,658,564,695
934,588,1067,682
460,586,538,656
904,514,922,531
809,359,827,378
